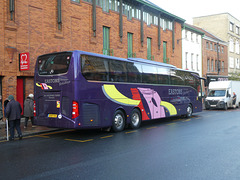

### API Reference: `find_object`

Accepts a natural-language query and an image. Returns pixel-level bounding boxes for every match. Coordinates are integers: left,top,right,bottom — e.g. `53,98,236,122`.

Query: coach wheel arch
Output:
112,109,126,132
130,108,142,129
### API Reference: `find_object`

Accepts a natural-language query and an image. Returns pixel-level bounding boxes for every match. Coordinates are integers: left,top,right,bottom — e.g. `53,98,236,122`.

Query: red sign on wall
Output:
19,52,30,71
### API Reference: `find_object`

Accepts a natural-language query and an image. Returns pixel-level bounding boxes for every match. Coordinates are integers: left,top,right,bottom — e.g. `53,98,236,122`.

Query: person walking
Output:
233,92,237,107
24,94,35,128
5,95,23,141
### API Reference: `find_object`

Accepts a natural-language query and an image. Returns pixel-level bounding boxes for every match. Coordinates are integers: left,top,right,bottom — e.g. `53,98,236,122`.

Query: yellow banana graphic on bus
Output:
102,84,177,118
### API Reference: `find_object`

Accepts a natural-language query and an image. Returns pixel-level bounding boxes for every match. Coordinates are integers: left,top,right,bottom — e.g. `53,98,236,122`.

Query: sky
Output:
149,0,240,24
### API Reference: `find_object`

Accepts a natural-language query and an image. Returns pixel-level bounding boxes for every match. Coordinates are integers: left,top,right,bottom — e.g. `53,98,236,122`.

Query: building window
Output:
196,35,199,43
185,52,188,69
236,26,239,35
102,0,110,12
222,61,224,72
211,59,214,72
206,42,209,49
103,26,110,55
210,43,213,50
147,38,153,60
191,33,194,42
207,59,210,72
230,22,234,32
83,0,92,2
229,57,234,68
236,58,240,69
127,33,134,58
230,38,234,52
185,30,188,40
191,53,194,70
214,44,217,51
236,40,239,54
196,54,199,71
72,0,80,3
215,60,218,72
222,46,224,53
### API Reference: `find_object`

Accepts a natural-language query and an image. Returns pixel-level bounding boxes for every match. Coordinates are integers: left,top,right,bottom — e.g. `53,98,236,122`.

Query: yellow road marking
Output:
65,138,93,143
100,135,113,139
182,119,191,122
35,135,50,138
125,130,137,134
146,126,157,130
166,123,176,125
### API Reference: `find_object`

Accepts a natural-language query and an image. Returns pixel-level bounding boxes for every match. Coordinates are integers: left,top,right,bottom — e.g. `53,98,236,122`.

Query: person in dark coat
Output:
5,95,23,141
24,94,34,128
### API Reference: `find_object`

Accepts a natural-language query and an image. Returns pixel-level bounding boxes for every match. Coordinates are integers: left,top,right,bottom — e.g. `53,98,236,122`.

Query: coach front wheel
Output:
112,110,126,132
130,109,142,129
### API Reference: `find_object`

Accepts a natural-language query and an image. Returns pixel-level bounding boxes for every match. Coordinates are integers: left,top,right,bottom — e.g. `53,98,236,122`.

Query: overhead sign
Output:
19,52,30,71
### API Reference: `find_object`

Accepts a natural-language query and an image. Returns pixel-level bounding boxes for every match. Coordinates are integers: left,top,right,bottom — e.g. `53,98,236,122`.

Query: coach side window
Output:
142,65,158,84
170,69,184,85
109,60,127,82
82,55,109,81
127,62,142,83
157,67,170,84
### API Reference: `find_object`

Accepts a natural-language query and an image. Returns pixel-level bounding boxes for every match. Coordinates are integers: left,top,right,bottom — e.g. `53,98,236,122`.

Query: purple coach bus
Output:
34,50,203,132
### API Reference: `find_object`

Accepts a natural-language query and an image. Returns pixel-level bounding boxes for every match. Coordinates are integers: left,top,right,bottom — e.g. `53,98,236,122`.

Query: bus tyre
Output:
186,104,193,118
112,110,125,132
130,109,142,129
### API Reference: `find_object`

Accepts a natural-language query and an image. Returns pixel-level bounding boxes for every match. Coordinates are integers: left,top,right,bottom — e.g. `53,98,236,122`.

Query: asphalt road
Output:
1,109,240,180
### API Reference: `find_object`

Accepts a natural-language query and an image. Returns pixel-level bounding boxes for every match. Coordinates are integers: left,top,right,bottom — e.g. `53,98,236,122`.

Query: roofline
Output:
183,24,205,35
193,12,239,22
136,0,185,23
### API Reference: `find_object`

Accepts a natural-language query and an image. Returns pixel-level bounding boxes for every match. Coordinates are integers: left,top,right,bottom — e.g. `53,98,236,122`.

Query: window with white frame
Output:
230,22,234,32
236,26,239,35
191,33,194,42
196,54,199,71
196,35,199,43
185,52,188,69
185,30,188,40
230,38,234,52
236,58,240,69
236,40,239,54
229,57,234,68
191,53,194,70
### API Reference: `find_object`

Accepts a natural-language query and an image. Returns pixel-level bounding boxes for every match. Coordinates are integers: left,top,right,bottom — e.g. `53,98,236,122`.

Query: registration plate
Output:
48,114,57,118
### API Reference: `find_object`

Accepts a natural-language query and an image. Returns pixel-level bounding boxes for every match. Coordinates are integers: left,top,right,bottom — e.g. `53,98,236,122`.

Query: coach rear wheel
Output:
186,104,193,118
112,110,125,132
130,109,142,129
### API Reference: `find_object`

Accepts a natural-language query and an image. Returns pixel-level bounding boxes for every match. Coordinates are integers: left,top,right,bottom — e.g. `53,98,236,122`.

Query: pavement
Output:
0,118,59,141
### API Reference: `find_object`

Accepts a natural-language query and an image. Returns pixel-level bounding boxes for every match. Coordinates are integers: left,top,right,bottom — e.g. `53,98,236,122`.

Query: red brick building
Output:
0,0,184,109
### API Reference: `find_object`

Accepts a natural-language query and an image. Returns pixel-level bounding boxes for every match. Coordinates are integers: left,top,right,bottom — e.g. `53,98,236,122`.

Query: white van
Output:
205,81,240,110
